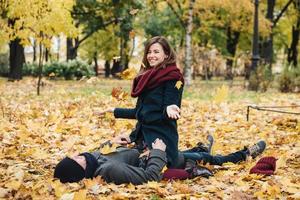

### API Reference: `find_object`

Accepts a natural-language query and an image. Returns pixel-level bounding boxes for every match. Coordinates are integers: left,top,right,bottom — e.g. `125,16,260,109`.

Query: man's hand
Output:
94,108,115,117
166,104,181,119
152,138,166,152
111,134,131,145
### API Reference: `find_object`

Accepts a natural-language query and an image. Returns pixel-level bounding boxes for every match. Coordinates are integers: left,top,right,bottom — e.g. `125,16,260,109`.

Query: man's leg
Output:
183,150,247,166
183,140,266,166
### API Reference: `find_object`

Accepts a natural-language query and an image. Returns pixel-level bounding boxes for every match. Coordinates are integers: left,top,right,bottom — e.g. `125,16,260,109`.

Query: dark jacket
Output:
114,80,183,167
92,147,167,185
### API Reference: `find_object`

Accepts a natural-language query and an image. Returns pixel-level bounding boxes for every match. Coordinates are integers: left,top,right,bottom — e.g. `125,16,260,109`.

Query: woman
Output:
99,36,184,167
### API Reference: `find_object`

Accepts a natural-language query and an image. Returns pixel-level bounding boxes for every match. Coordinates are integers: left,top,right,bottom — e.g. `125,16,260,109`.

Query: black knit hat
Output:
54,157,85,183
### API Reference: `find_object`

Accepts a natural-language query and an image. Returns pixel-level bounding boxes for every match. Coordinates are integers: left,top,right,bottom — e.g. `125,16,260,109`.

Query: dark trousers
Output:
182,150,248,166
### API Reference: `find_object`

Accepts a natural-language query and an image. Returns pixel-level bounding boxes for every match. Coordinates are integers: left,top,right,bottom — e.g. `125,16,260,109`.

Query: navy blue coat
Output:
114,80,183,167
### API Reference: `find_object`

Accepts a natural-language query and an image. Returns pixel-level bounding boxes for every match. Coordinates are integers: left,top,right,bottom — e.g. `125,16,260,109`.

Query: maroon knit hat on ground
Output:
250,156,277,175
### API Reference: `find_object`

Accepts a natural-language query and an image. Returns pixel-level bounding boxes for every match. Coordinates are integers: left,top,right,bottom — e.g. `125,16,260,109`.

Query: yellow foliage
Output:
111,87,129,101
213,85,229,104
1,0,78,46
119,68,137,80
5,180,22,191
194,0,271,36
0,78,299,199
74,189,87,200
146,181,160,189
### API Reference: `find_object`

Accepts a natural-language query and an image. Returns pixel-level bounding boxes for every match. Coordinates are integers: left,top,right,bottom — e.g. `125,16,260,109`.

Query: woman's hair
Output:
141,36,176,70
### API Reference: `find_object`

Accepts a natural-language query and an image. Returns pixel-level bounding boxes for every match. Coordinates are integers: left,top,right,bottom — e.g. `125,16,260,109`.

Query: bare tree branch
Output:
165,0,186,30
273,0,293,27
75,17,122,49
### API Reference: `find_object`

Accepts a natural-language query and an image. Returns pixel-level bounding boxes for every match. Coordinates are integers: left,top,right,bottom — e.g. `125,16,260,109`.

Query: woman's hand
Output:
94,108,115,117
111,134,131,145
152,138,166,152
166,104,181,119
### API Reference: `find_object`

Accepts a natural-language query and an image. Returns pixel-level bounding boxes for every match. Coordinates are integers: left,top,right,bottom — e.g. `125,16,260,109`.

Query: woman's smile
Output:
147,43,167,67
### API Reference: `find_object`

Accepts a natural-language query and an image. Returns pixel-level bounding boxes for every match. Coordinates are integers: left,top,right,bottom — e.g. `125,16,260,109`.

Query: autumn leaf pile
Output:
0,78,299,199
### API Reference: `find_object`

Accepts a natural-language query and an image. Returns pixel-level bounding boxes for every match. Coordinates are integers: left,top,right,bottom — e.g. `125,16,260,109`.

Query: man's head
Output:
54,152,98,183
54,156,85,183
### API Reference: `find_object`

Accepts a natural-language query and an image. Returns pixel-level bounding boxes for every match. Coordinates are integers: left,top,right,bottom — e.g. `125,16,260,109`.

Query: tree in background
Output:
0,1,25,81
194,0,270,80
165,0,195,86
67,0,119,60
79,27,119,77
287,0,300,67
68,0,142,70
260,0,297,72
0,0,77,82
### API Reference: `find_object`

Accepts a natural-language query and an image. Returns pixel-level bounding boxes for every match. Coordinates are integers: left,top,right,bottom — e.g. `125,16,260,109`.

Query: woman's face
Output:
146,43,168,67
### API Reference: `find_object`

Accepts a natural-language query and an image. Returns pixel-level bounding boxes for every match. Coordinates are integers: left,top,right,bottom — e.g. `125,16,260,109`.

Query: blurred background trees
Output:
0,0,299,92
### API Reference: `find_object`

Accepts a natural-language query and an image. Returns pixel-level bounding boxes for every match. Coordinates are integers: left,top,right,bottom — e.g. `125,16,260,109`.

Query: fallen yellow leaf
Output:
74,189,87,200
213,85,229,104
100,143,118,154
175,81,183,90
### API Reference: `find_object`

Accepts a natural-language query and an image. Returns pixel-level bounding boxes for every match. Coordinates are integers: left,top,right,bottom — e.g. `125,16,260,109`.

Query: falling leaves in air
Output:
213,84,229,104
119,67,137,80
111,87,128,101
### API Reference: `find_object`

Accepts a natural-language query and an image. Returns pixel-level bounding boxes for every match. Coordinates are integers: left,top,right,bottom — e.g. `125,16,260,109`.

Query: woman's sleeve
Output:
114,108,137,119
162,80,184,117
113,98,141,119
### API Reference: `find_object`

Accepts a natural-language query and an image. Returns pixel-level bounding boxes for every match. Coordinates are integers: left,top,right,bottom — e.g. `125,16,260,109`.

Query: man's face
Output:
72,155,87,170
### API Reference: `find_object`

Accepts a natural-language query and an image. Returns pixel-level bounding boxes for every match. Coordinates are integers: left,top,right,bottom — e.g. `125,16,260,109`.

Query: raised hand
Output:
166,104,181,119
94,108,115,117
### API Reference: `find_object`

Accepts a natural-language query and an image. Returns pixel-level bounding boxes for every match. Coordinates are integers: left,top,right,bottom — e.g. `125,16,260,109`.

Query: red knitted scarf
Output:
131,64,184,97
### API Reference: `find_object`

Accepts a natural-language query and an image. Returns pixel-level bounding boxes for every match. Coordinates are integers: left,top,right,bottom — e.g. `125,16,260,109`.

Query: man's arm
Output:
94,139,167,185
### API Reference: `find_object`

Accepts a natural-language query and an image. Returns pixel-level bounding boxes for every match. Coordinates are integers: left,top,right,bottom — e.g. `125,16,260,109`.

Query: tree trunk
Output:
45,48,49,62
120,37,129,71
56,37,61,61
225,27,240,80
105,60,110,78
111,58,121,77
33,39,37,62
37,43,44,96
93,55,99,76
9,38,25,81
183,0,195,86
66,37,78,60
261,0,275,70
119,37,124,71
287,15,300,67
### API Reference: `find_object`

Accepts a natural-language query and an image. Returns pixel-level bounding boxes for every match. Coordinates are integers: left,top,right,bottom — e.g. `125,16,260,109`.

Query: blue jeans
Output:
182,150,247,166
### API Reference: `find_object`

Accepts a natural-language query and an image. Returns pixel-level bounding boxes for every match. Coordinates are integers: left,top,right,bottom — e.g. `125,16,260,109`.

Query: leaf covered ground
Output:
0,78,299,199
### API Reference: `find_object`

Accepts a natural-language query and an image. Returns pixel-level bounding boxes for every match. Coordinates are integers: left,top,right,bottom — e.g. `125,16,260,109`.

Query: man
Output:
54,138,167,185
54,136,266,185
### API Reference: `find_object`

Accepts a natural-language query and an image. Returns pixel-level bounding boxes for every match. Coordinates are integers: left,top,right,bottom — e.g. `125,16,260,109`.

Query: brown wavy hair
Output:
141,36,176,71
